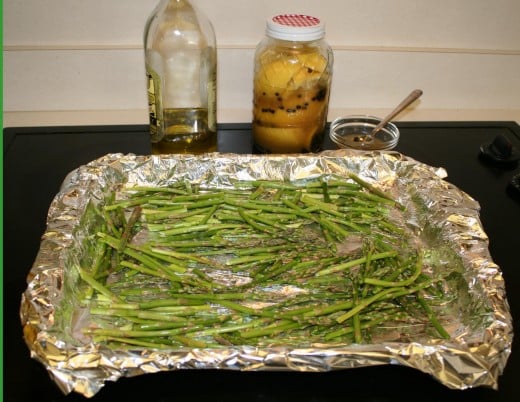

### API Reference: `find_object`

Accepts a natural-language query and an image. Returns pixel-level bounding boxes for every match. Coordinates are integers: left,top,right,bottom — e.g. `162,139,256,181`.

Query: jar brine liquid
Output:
253,14,333,154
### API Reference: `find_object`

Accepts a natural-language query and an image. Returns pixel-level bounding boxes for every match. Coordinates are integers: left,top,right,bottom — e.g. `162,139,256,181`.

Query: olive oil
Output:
144,0,217,154
151,107,217,154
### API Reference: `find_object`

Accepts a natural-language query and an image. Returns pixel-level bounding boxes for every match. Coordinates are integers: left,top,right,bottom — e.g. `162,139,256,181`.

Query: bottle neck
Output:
165,0,192,9
163,0,197,17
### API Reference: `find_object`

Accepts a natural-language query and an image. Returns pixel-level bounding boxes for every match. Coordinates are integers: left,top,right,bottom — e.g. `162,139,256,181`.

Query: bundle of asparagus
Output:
77,173,450,349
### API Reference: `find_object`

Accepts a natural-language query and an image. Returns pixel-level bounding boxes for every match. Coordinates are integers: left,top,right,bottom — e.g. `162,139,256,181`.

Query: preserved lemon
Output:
252,14,333,153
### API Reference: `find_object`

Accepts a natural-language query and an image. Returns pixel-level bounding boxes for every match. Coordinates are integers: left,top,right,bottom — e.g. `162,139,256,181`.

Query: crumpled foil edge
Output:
20,150,513,398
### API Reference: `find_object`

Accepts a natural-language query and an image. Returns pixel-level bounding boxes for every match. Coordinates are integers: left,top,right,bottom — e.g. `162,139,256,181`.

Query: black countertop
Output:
4,122,520,401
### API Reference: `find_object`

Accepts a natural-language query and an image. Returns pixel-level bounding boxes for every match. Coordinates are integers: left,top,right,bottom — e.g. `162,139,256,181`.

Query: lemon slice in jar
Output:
290,53,328,89
253,124,319,153
257,58,299,89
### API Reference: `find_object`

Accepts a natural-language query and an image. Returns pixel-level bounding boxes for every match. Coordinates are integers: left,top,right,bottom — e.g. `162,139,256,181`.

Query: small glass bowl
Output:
329,115,400,151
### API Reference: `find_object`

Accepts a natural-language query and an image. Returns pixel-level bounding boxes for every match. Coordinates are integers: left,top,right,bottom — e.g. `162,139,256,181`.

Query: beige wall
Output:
4,0,520,127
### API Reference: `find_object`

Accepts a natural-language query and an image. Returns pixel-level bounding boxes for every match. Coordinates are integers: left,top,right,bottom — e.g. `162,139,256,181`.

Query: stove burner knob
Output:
480,134,520,166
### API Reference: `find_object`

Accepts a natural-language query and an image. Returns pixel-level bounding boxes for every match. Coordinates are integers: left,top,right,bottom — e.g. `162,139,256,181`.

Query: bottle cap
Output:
266,14,325,41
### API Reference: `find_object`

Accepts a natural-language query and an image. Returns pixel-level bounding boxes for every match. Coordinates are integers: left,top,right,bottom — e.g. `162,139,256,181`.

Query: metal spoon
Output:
367,89,423,140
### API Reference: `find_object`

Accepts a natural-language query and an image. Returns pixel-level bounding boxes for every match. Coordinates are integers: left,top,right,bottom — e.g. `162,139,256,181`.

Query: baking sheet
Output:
20,150,513,397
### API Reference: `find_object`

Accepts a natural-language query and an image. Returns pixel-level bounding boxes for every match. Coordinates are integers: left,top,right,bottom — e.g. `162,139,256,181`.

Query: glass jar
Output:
252,14,333,154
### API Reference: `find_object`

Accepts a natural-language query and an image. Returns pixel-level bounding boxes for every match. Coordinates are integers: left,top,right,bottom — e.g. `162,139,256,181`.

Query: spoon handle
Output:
370,89,423,136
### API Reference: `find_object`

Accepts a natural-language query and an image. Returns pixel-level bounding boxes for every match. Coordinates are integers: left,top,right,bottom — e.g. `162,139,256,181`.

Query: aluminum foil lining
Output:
20,151,513,398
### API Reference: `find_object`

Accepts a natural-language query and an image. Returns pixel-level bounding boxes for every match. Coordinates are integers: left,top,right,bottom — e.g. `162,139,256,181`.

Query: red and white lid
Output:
266,14,325,41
